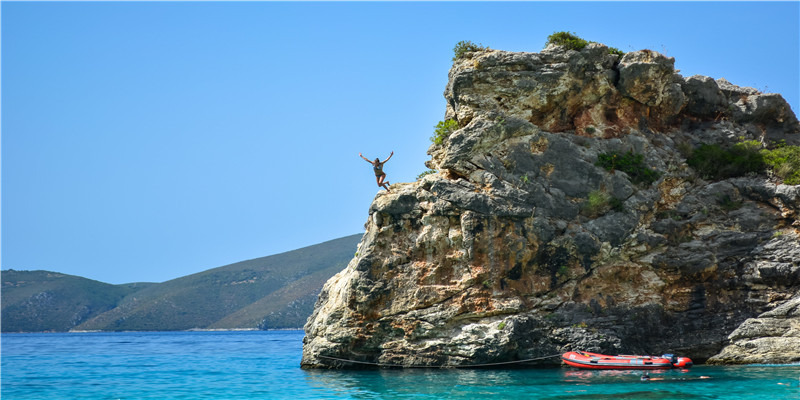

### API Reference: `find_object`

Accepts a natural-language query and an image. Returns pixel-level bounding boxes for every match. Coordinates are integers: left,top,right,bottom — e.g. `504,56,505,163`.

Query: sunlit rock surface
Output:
302,43,799,368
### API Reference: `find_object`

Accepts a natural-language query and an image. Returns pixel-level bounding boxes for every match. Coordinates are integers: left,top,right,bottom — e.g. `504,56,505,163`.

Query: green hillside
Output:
2,234,361,332
1,270,151,332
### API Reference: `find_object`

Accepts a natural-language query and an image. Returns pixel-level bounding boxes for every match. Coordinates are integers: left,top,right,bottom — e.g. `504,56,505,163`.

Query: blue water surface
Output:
2,330,799,399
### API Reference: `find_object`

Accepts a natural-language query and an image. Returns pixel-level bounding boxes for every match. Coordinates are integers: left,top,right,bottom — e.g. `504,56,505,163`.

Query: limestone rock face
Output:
707,293,800,364
617,50,686,117
302,44,800,368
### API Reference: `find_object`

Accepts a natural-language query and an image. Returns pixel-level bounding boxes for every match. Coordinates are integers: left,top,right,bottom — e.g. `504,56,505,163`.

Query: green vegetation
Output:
656,209,684,221
2,234,362,332
546,31,589,51
431,119,459,145
455,33,624,61
582,190,624,217
417,169,437,180
498,321,507,330
452,40,488,61
607,46,625,57
686,140,800,184
596,151,660,185
761,141,800,185
0,270,149,332
584,190,607,216
718,194,743,212
686,141,765,180
546,31,625,56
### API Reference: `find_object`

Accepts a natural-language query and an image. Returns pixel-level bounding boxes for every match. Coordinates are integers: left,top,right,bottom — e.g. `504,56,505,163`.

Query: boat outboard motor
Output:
673,356,693,368
662,354,694,368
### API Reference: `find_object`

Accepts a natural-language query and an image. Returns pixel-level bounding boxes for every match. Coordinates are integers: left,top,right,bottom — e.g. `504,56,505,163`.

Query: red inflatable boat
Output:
562,351,693,370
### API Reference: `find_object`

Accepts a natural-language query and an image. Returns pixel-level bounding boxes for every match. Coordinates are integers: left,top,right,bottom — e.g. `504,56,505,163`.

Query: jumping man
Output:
359,151,393,192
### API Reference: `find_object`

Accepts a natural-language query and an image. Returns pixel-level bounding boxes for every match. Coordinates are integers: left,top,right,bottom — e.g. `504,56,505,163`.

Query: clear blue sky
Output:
3,1,798,284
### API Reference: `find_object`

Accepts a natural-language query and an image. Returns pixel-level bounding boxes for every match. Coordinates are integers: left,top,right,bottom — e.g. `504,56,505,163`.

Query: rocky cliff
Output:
302,42,800,368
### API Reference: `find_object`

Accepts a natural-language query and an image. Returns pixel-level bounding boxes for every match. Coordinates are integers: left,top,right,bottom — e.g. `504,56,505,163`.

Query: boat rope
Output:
317,353,562,368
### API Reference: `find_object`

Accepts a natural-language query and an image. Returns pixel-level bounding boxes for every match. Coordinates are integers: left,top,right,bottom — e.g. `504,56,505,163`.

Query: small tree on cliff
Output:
546,31,625,56
452,40,488,61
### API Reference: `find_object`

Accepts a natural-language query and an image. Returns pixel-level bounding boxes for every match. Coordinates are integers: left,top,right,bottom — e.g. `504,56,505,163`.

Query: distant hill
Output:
1,234,361,332
1,270,152,332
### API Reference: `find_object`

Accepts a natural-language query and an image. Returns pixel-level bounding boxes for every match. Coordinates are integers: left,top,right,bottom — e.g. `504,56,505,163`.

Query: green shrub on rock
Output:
582,189,625,217
581,190,625,218
687,141,765,180
687,140,800,184
546,31,589,51
584,190,609,215
416,169,437,180
717,194,743,212
452,40,488,61
596,151,660,185
607,46,625,56
546,31,626,56
761,142,800,185
431,119,459,145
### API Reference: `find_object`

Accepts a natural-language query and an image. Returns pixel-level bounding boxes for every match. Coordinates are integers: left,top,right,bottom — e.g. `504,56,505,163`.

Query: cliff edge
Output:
302,41,800,368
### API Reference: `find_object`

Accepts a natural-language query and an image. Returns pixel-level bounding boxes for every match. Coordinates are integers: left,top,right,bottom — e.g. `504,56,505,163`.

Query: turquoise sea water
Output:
2,330,799,399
